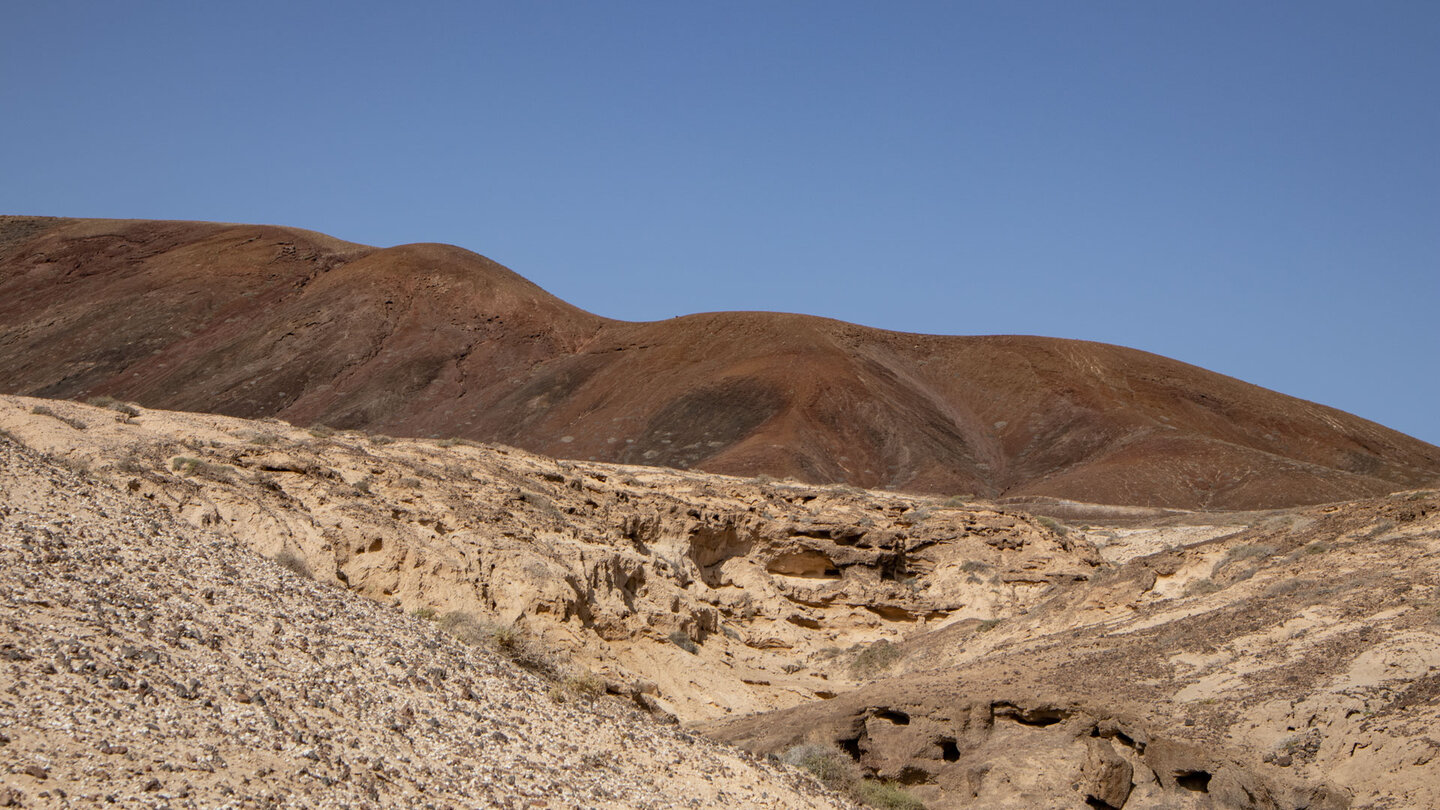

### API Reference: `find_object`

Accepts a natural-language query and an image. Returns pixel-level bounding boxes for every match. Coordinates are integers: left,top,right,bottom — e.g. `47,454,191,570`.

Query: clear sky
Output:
3,2,1437,445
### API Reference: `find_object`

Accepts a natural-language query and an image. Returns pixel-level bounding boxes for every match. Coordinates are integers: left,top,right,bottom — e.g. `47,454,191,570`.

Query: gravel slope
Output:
0,430,847,809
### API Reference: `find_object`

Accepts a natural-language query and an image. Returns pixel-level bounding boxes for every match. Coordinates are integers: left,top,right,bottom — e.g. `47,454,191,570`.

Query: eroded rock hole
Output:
687,526,754,587
766,550,842,579
1085,799,1120,810
994,703,1067,727
1092,726,1142,752
874,708,910,725
838,737,862,760
897,766,930,785
939,738,959,762
1175,770,1211,792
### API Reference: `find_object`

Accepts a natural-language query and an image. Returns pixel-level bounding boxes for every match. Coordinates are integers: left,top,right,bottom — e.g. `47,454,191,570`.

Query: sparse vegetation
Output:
959,559,991,573
171,456,232,482
438,612,564,678
560,670,606,700
1220,542,1278,571
782,743,926,809
45,452,92,477
413,607,438,621
849,640,902,678
273,551,313,579
902,507,932,526
783,743,855,791
437,610,489,645
669,629,699,654
308,425,336,438
854,780,927,810
1264,578,1310,597
31,404,87,430
1184,578,1222,597
1036,515,1069,535
1361,521,1395,540
115,451,149,475
942,495,970,507
977,618,1002,632
87,396,140,417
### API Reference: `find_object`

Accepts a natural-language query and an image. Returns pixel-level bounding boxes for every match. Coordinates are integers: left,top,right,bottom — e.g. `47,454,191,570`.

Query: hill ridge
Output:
1,215,1435,509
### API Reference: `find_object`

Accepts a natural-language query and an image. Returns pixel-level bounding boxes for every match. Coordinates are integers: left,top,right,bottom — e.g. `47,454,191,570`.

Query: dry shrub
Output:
849,640,902,678
273,551,313,579
31,404,87,430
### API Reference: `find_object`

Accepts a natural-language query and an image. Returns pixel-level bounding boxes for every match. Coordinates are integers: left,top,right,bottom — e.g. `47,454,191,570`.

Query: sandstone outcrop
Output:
0,396,1097,723
710,490,1440,808
5,396,1439,808
0,416,851,808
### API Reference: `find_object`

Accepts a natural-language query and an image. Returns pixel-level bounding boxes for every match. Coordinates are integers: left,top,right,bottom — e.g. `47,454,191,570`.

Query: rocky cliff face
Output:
4,216,1437,510
0,395,1096,723
709,491,1440,809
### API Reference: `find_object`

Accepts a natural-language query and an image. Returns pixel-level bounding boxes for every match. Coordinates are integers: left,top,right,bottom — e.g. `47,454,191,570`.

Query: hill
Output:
2,215,1435,510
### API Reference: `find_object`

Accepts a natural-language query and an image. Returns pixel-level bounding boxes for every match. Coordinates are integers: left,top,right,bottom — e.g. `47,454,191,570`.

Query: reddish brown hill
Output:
2,215,1436,509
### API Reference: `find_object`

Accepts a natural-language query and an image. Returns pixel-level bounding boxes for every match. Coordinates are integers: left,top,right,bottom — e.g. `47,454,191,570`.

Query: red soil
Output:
3,216,1435,509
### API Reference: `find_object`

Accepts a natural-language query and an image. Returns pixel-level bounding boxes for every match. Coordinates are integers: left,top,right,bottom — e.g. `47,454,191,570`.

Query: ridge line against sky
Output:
3,1,1437,445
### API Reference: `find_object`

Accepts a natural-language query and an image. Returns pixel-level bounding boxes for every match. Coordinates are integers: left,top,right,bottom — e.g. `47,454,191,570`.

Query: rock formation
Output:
4,396,1438,807
0,408,851,808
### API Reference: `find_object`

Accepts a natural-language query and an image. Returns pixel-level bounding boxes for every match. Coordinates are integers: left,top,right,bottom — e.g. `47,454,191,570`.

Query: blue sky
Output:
3,2,1437,445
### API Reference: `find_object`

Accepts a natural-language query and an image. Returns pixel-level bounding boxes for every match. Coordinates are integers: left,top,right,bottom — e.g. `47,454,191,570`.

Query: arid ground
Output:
2,216,1438,808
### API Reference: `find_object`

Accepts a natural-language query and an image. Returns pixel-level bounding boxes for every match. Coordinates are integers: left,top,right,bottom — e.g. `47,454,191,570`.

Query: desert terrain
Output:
2,396,1437,808
3,216,1436,510
3,215,1439,808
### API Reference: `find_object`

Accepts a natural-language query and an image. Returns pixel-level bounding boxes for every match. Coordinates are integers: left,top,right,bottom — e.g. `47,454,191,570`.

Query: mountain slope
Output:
2,215,1436,509
0,424,847,809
